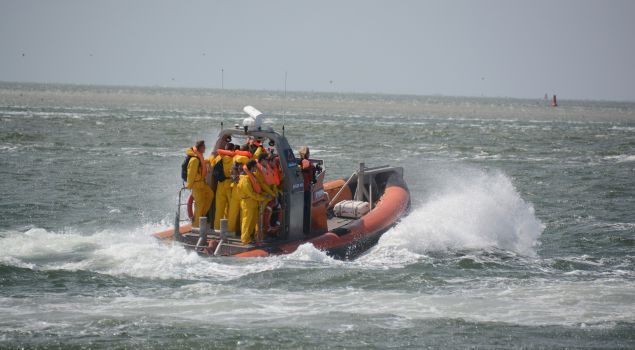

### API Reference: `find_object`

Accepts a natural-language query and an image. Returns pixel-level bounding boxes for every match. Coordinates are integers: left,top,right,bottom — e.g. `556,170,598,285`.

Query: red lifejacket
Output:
301,159,314,191
192,147,207,177
217,149,235,157
272,159,281,186
243,165,262,193
267,162,280,186
235,150,253,158
257,160,276,186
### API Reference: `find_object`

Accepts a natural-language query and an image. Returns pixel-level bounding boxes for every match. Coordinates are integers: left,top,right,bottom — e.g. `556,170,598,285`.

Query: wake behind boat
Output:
154,106,410,259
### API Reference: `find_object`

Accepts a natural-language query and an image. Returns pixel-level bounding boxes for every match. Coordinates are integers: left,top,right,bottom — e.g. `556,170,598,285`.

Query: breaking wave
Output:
0,225,280,281
0,165,544,281
373,166,544,258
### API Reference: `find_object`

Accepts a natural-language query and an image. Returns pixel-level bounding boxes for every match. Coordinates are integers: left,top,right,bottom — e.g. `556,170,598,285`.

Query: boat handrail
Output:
328,171,357,208
173,186,191,242
327,164,401,209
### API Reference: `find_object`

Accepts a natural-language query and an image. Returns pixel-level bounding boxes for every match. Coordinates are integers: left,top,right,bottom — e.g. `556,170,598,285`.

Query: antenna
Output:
283,71,287,136
220,68,224,125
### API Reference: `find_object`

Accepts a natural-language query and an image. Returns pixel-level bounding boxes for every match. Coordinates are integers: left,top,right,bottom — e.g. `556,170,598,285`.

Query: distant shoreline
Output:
1,81,633,122
3,80,635,104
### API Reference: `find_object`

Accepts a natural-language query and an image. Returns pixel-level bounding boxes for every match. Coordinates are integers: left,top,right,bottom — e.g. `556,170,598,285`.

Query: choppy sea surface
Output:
1,83,633,349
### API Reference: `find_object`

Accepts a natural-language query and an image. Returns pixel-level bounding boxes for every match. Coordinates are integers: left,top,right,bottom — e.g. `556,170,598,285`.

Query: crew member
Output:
238,160,266,244
212,143,235,230
255,153,278,235
270,154,284,229
227,153,250,233
252,138,266,160
186,140,213,228
255,153,278,198
299,146,317,189
299,146,316,233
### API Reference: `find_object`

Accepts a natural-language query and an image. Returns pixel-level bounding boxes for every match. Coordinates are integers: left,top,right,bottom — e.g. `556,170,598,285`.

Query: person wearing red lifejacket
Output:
185,140,213,228
255,153,278,236
212,143,235,230
270,154,284,228
271,154,283,192
226,151,250,234
250,138,266,160
237,160,266,244
255,153,278,198
299,146,316,191
299,146,316,233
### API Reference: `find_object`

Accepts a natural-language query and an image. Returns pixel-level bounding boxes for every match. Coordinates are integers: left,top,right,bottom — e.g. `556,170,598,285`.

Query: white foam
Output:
0,164,544,280
1,224,632,329
603,154,635,163
280,243,340,265
0,145,19,153
8,276,629,329
0,225,280,281
375,166,544,259
610,125,635,132
1,266,632,329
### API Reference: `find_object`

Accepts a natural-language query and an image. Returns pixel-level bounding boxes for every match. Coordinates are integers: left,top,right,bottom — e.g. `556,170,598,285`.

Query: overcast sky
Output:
1,0,634,101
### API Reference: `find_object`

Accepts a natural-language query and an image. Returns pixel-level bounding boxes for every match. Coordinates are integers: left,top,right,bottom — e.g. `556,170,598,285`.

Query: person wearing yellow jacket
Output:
238,160,266,244
227,154,250,233
252,140,265,160
186,141,213,228
212,144,235,230
254,153,277,234
255,153,278,198
270,155,284,228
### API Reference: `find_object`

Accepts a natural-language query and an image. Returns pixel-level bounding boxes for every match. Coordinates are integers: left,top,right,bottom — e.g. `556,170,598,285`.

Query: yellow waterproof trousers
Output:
214,180,232,229
240,198,259,244
227,185,241,233
192,182,213,228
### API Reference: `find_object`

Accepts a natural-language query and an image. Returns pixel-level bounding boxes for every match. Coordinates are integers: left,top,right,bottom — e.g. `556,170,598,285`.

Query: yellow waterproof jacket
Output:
215,154,233,179
233,155,250,165
230,155,250,186
207,154,218,168
252,146,264,160
255,170,277,198
185,148,205,189
237,174,265,203
208,154,233,181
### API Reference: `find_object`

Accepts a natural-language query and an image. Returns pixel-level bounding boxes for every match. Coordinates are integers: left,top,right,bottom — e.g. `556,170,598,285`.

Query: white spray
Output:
375,165,544,258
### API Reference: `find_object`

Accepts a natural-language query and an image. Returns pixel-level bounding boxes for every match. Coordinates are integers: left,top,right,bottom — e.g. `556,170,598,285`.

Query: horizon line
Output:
1,79,634,105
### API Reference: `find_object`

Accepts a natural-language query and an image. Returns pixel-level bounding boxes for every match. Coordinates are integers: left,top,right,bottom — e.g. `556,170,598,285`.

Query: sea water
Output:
0,83,633,349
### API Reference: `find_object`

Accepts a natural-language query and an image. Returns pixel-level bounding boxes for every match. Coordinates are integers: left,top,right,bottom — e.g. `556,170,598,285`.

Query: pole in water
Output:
220,68,224,121
283,71,287,135
551,94,558,107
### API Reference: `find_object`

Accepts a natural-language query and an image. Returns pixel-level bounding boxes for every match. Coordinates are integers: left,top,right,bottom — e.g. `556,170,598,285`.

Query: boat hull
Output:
154,169,409,259
235,184,410,259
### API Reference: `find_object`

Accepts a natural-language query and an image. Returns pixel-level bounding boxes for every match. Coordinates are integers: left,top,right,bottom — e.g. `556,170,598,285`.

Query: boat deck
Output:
179,215,356,255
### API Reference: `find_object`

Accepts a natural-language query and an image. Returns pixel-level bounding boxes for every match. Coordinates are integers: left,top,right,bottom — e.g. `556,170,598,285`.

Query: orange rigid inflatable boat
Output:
154,106,410,259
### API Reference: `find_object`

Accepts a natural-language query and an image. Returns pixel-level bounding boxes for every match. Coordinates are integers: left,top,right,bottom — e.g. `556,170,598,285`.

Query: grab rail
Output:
173,186,191,242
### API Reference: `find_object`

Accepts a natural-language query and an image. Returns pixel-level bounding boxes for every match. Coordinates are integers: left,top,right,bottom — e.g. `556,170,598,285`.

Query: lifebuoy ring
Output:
187,194,194,219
